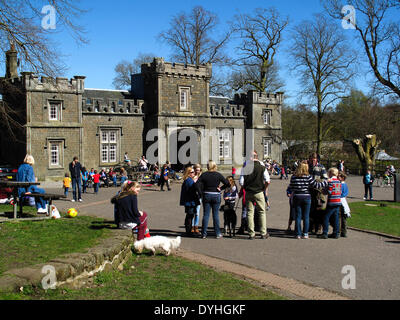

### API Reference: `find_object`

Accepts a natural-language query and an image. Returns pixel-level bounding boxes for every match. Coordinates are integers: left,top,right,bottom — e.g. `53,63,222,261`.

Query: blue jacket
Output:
341,182,349,198
180,177,200,207
16,163,36,196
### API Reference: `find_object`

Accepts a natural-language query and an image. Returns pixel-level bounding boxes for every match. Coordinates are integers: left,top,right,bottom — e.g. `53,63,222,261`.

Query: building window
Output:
100,130,118,163
86,98,92,105
179,87,190,110
49,140,63,167
263,138,272,158
218,129,232,160
95,101,100,112
263,109,272,125
49,101,62,121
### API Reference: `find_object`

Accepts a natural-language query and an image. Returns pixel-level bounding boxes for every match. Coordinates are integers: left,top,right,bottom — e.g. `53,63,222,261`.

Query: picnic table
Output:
0,181,66,219
0,180,40,219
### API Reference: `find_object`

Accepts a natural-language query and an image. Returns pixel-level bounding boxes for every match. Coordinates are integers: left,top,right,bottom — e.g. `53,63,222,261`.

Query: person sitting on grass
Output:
111,181,149,240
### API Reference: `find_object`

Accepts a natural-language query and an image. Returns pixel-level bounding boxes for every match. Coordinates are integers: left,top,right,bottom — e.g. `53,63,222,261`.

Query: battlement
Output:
21,73,86,93
142,57,212,79
247,90,284,105
82,95,144,115
210,103,245,117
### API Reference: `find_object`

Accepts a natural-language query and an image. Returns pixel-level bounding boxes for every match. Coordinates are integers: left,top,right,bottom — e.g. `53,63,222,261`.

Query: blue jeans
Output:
294,196,311,236
364,184,373,199
193,200,201,227
30,186,47,210
201,193,222,237
323,205,340,236
72,177,82,201
94,183,99,194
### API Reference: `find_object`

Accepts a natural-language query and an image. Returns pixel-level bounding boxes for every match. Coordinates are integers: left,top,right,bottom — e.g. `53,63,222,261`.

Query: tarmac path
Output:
47,175,400,300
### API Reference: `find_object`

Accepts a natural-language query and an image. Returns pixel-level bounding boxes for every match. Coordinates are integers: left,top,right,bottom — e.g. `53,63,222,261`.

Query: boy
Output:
63,173,71,197
93,170,100,194
338,171,351,237
318,168,342,239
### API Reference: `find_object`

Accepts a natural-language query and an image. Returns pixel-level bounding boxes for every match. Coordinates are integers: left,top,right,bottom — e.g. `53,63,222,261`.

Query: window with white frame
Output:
263,138,272,158
179,87,190,110
218,129,232,160
100,129,119,163
49,101,62,121
49,140,63,167
263,109,272,125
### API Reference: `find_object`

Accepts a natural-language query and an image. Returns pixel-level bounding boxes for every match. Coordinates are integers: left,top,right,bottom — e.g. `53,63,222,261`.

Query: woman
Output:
16,154,47,214
120,167,128,185
111,181,148,240
288,162,327,239
180,166,201,236
192,164,203,235
196,161,229,239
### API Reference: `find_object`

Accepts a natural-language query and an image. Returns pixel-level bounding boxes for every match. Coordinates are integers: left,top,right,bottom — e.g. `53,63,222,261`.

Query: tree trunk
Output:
351,134,380,175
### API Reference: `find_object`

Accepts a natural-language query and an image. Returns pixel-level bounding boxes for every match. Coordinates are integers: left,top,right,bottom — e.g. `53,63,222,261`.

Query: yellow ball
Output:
67,208,78,218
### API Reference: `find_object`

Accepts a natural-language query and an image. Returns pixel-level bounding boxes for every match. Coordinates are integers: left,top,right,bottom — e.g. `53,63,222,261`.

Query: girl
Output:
111,181,148,240
192,164,203,235
160,163,171,191
63,172,71,197
180,167,201,236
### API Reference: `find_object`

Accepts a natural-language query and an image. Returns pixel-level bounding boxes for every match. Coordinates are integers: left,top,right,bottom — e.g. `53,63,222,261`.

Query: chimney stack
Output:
5,43,18,79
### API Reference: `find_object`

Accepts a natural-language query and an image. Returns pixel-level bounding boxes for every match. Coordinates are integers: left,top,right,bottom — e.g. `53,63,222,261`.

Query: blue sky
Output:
16,0,373,104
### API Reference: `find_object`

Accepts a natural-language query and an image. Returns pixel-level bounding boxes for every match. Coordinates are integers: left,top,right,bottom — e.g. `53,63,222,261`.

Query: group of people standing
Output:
179,151,271,239
287,153,350,239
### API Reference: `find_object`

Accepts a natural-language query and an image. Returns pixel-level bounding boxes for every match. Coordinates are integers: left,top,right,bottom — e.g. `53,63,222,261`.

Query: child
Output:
286,186,295,233
93,170,100,194
363,170,374,200
63,173,71,197
82,167,89,193
231,166,237,179
318,168,342,239
237,186,248,235
264,188,270,211
339,171,351,237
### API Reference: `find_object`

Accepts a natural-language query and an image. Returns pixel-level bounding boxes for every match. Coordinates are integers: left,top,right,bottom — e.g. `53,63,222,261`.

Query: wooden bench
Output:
22,193,66,216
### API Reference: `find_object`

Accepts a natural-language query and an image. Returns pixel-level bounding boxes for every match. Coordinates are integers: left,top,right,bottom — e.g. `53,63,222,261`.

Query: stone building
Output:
0,48,283,181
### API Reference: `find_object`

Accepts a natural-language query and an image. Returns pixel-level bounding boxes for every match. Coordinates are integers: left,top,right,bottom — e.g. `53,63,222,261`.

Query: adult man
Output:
307,153,328,234
69,156,84,202
239,151,271,239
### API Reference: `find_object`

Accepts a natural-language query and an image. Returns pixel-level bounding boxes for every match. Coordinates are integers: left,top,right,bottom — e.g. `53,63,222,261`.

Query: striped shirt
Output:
327,177,342,206
289,175,327,196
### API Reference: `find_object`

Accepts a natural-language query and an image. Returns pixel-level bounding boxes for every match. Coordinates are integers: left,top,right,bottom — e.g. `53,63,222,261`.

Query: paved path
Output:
47,175,400,300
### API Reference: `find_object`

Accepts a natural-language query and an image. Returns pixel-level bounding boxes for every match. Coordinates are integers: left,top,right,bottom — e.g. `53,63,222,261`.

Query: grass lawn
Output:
348,201,400,237
0,204,112,275
2,254,285,300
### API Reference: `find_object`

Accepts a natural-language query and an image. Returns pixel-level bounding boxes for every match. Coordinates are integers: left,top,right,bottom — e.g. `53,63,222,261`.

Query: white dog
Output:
133,236,181,256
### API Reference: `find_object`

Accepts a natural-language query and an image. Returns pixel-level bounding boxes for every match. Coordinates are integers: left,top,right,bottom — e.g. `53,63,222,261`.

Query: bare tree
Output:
231,7,289,92
289,13,357,155
323,0,400,99
0,0,87,148
112,53,155,90
158,6,230,66
0,0,88,77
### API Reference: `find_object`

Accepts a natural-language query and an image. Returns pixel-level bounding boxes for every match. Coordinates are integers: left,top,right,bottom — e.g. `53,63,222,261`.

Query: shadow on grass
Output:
89,220,118,230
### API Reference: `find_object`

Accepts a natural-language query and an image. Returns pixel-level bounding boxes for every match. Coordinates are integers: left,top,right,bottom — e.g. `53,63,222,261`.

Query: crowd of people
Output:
6,151,396,241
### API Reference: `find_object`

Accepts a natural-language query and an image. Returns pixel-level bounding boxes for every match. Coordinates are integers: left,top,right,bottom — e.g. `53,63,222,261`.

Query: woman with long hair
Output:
288,162,327,239
180,166,201,236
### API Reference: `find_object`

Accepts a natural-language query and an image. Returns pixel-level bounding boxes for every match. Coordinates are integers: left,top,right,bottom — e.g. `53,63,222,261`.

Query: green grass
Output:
0,204,112,275
348,201,400,237
3,254,285,300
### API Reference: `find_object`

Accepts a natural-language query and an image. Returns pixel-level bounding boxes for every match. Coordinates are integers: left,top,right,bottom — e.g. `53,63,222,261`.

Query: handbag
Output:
23,195,36,207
